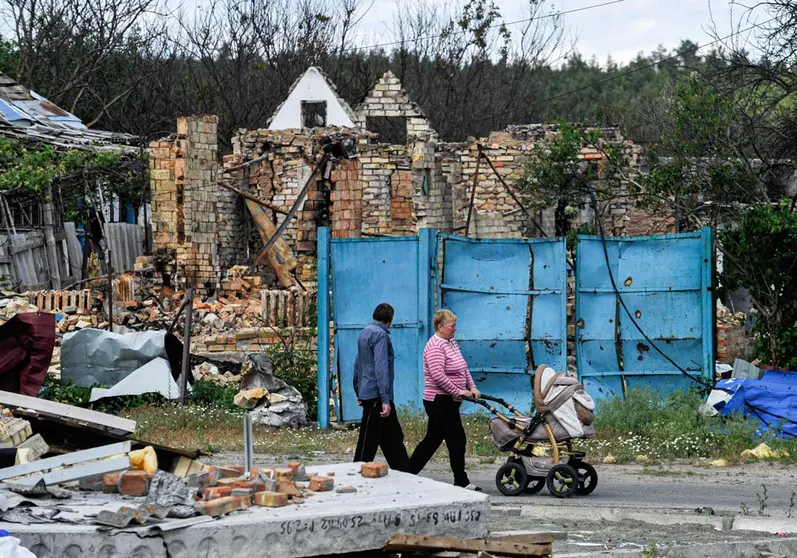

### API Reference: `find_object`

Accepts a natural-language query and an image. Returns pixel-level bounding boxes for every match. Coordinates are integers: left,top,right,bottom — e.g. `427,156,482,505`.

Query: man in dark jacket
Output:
352,303,410,471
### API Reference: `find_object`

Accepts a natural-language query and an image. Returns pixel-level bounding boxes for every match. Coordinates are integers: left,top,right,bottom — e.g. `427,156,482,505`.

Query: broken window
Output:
366,116,408,145
301,101,327,128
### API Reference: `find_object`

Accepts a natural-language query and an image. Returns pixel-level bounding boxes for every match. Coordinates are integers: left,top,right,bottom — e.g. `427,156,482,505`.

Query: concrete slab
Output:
3,462,489,558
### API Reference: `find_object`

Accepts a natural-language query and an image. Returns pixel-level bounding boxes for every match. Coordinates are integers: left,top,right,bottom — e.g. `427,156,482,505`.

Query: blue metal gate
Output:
575,228,714,401
325,230,434,422
317,227,714,427
438,235,567,414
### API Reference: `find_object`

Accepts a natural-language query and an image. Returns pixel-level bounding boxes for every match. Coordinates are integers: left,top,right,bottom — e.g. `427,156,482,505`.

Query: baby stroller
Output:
467,364,598,498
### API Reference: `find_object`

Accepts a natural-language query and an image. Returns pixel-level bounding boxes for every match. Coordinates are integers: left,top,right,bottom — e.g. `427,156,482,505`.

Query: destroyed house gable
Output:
268,67,358,131
355,71,437,143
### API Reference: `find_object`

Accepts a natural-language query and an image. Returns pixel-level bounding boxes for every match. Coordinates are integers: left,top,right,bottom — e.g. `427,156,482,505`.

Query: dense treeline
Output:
0,0,724,147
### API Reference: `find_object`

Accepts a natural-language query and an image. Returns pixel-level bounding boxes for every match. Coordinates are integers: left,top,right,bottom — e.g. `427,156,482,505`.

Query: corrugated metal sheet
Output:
105,223,143,272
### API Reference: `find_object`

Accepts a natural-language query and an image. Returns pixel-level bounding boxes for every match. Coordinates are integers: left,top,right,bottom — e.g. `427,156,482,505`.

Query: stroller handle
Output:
463,393,524,417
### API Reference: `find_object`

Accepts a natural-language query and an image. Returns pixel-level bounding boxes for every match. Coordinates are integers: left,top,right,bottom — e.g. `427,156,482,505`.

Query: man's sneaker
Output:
464,483,483,492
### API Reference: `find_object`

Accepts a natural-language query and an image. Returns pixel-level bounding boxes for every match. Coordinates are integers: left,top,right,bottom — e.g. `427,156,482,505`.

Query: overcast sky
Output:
352,0,767,66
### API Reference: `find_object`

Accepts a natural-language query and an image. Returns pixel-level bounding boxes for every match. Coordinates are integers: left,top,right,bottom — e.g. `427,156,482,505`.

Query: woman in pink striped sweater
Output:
409,309,482,491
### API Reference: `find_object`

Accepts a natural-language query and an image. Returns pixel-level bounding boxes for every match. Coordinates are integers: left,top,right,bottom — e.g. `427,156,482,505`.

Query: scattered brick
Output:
204,486,233,500
309,476,334,492
216,477,245,488
253,491,289,508
276,480,301,498
195,496,244,517
336,486,357,494
232,489,254,505
361,462,389,478
80,474,104,491
119,470,150,497
102,472,121,494
275,468,295,481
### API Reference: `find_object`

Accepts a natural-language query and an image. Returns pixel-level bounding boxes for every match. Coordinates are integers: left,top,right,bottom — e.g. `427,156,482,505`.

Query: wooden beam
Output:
383,534,553,557
218,182,289,215
221,154,270,174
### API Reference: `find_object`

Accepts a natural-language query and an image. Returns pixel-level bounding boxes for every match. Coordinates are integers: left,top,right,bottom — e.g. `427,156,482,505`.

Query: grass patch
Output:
110,387,797,466
576,388,797,464
125,404,501,458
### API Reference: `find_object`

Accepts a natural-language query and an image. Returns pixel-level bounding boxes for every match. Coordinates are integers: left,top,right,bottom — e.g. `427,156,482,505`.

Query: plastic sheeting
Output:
61,329,169,388
711,371,797,438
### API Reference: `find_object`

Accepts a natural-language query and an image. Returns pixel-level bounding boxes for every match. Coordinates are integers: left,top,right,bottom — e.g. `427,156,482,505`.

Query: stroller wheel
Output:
575,463,598,496
546,464,579,498
524,476,545,495
495,462,528,496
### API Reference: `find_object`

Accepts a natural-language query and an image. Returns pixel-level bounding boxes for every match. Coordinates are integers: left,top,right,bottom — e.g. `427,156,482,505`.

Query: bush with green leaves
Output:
267,328,318,420
719,200,797,369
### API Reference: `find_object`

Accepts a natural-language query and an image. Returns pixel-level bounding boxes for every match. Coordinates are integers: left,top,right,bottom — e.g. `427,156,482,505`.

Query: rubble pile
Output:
0,399,391,527
238,354,310,427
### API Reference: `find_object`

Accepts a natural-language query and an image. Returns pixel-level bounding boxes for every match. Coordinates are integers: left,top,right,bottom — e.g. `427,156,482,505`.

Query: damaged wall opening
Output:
366,116,407,144
301,101,327,128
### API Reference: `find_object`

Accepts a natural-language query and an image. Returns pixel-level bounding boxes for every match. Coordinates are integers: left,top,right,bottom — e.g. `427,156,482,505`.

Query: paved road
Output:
423,461,797,514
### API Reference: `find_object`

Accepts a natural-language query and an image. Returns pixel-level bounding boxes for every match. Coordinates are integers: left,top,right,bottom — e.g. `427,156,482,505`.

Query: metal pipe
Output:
464,146,482,238
180,288,194,405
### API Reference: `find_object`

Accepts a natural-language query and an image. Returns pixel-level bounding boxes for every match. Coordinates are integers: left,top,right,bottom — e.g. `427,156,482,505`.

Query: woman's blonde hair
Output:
433,309,457,330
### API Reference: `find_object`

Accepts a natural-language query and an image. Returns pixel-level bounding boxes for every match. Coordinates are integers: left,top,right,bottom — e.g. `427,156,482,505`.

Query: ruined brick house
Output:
149,67,671,292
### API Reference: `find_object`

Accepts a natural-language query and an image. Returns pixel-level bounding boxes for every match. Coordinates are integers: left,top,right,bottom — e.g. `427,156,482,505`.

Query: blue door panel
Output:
576,229,714,404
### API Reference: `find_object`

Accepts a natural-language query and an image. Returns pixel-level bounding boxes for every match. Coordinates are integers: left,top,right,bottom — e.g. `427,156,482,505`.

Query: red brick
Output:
194,496,245,517
275,468,295,481
276,480,301,498
361,462,389,478
102,472,121,494
287,461,302,474
250,466,274,479
253,491,288,507
119,470,150,496
217,477,245,488
232,490,254,505
309,476,334,492
204,486,233,500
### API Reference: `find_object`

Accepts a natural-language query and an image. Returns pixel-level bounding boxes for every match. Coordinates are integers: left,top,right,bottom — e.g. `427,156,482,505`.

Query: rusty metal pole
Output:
464,146,482,238
106,243,114,332
180,288,194,405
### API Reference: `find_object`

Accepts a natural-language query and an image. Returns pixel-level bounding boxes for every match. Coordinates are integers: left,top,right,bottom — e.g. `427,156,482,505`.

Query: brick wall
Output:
150,115,219,291
331,158,362,239
355,71,438,141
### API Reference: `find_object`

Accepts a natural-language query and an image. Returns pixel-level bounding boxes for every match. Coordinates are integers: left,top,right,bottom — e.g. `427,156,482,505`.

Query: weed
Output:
789,492,795,518
741,502,750,516
576,387,794,463
757,484,768,516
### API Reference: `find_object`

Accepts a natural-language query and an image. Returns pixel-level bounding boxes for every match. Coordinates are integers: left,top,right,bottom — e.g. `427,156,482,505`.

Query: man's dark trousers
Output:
353,399,410,472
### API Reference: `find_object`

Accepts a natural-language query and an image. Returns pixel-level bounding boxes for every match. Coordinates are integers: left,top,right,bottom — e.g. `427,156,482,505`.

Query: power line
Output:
344,0,625,54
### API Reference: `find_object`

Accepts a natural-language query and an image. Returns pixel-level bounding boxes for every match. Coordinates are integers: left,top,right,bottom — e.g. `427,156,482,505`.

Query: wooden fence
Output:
260,289,316,328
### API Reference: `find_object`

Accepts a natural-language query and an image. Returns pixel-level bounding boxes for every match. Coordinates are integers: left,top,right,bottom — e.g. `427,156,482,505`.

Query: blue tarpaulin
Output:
713,372,797,438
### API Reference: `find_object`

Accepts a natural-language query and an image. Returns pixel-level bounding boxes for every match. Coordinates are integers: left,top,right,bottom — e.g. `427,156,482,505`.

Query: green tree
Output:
719,201,797,369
